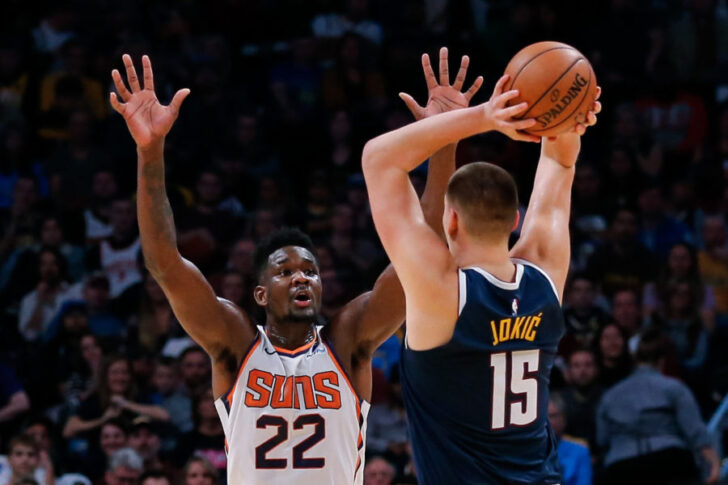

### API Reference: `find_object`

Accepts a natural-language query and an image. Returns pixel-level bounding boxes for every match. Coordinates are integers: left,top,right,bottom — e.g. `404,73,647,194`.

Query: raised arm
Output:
332,49,484,356
110,55,254,395
362,76,537,349
510,88,602,300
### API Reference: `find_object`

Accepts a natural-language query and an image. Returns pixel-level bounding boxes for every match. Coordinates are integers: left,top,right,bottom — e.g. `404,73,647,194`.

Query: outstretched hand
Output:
399,47,483,120
110,54,190,149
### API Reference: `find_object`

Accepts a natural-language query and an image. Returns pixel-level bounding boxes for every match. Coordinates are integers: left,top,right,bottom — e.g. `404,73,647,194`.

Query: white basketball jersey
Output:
99,238,141,297
215,325,369,485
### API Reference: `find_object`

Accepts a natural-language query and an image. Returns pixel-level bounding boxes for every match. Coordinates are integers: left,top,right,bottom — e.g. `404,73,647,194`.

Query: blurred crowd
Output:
0,0,727,484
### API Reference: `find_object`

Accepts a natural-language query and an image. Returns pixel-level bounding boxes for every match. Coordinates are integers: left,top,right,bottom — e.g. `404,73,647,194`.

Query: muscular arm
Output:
329,50,489,357
111,55,254,391
510,89,601,299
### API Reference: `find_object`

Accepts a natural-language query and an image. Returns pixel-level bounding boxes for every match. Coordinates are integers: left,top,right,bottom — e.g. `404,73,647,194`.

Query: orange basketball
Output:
503,41,597,137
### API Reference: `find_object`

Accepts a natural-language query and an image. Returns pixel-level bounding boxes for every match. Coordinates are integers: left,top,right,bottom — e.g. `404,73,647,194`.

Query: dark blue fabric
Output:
401,264,564,485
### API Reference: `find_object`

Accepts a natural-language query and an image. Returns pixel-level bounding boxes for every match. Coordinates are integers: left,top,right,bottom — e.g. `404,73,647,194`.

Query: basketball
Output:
503,41,597,137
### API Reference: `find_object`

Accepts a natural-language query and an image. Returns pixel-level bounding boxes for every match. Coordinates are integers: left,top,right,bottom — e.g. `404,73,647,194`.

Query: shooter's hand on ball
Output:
542,86,602,168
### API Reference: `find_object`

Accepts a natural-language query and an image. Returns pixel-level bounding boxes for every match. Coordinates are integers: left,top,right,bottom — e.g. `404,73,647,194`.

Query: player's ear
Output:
511,210,521,232
447,208,459,240
253,285,268,307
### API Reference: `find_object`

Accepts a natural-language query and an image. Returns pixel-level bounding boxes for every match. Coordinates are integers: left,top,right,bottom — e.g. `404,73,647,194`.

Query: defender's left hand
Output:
399,47,484,120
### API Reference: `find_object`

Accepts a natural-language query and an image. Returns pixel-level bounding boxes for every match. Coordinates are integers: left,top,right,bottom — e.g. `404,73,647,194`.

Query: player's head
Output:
443,162,519,250
253,227,321,324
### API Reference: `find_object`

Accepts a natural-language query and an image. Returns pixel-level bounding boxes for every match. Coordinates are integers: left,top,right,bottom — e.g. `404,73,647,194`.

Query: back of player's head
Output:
253,227,317,281
446,162,518,240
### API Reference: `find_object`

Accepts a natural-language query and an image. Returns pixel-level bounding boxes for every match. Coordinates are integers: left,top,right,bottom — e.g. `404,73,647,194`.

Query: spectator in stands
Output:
596,331,720,484
226,238,255,282
0,434,54,485
0,361,31,445
594,323,633,389
139,470,170,485
636,184,693,258
561,349,603,447
587,208,656,298
611,289,643,347
84,418,129,480
129,273,180,355
128,418,166,474
173,389,225,474
548,393,592,485
0,176,43,262
178,347,211,398
649,278,710,371
183,456,218,485
18,247,71,341
363,455,396,485
698,215,728,319
149,357,192,433
367,366,408,467
63,356,169,442
643,242,716,329
79,272,124,339
219,270,248,313
561,274,609,355
1,215,84,301
104,448,143,485
86,197,141,298
84,170,118,245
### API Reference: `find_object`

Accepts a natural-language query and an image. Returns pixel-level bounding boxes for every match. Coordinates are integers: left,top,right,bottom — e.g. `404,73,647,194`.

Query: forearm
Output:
137,140,181,276
123,401,170,421
62,415,105,438
0,393,30,421
421,144,456,239
363,107,485,175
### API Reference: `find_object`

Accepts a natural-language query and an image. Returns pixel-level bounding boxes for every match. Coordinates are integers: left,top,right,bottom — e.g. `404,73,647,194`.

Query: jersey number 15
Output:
490,349,540,430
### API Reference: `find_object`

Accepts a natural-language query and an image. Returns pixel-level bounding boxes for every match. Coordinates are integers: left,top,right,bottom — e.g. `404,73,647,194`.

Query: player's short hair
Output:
253,227,317,281
446,162,518,239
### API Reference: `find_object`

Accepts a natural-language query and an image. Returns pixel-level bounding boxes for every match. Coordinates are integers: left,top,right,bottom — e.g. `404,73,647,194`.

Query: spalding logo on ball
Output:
503,41,598,137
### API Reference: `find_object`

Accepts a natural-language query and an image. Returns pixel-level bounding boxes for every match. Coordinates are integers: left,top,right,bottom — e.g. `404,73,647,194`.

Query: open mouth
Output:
293,290,312,308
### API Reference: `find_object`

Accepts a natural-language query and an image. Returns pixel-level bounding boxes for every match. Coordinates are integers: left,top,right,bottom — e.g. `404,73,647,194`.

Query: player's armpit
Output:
153,257,256,366
509,154,574,301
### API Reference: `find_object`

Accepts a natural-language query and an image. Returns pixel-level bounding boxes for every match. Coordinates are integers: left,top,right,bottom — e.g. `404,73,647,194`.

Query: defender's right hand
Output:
110,54,190,149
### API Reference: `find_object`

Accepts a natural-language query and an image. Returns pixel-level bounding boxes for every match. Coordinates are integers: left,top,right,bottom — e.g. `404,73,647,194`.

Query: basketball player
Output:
362,76,601,484
109,50,481,484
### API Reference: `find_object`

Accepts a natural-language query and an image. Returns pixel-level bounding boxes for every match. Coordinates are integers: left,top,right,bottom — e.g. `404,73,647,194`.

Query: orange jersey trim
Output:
226,337,262,409
272,339,317,355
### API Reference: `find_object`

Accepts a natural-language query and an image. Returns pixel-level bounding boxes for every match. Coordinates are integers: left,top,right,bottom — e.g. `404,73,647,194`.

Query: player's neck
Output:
455,240,515,282
264,319,317,350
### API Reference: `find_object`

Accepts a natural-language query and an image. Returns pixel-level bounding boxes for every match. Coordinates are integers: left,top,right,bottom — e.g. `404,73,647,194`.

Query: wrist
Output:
138,140,165,161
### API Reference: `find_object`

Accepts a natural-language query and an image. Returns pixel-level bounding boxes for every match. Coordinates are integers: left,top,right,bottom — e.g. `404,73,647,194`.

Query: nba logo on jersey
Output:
511,297,519,316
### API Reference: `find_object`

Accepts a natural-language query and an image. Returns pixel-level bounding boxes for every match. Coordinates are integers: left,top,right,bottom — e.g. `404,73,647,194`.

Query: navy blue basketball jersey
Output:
400,259,564,485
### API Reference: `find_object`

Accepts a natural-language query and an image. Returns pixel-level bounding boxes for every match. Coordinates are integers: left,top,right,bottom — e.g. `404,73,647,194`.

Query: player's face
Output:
257,246,322,322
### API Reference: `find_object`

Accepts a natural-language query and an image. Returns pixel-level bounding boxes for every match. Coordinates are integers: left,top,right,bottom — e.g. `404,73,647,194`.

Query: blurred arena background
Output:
0,0,727,484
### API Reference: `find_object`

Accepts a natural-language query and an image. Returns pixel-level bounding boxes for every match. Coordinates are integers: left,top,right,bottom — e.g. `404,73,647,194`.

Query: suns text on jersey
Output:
490,312,543,346
244,370,342,409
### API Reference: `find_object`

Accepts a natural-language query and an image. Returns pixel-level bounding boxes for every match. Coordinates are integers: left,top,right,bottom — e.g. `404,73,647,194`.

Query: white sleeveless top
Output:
215,325,369,485
100,238,141,297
